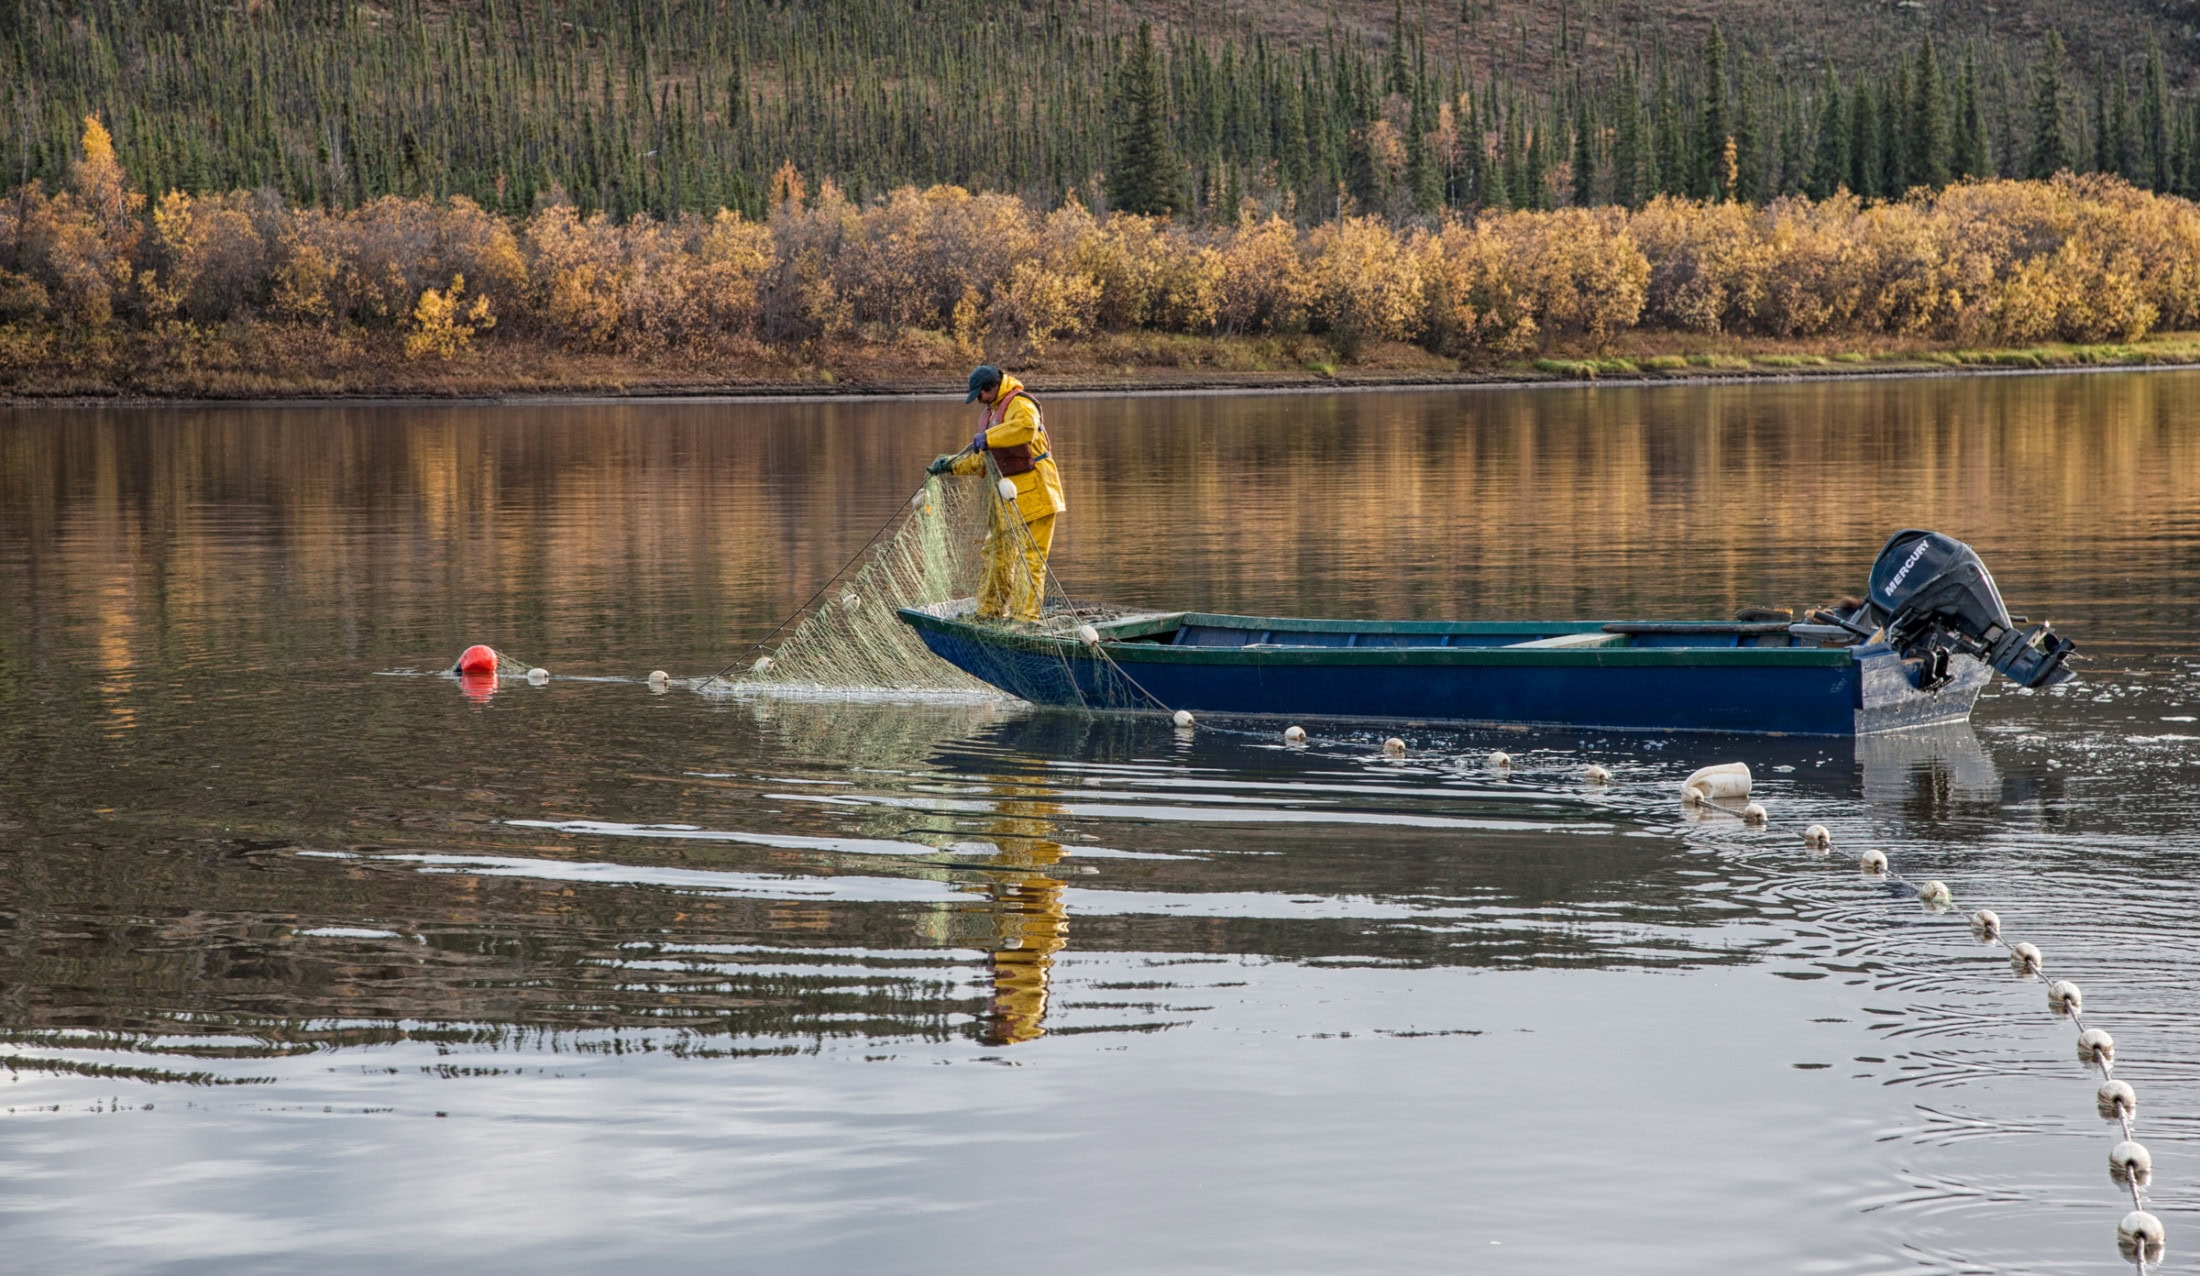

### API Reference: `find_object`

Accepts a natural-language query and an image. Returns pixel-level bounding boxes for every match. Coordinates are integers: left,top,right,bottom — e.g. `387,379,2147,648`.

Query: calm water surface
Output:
3,374,2198,1272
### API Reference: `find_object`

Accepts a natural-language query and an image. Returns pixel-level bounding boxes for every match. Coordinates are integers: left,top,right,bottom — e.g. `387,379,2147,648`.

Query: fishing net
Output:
707,462,1166,712
709,470,994,697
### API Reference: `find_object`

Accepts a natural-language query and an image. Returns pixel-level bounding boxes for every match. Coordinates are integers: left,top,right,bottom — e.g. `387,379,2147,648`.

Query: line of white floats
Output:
1255,725,2168,1267
1778,778,2163,1267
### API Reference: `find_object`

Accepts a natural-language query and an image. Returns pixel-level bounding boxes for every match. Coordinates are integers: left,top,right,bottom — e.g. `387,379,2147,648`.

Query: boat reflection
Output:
1856,721,2003,812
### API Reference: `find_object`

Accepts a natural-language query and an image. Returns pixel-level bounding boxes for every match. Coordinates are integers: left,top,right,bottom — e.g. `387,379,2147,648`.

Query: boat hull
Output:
896,605,1988,737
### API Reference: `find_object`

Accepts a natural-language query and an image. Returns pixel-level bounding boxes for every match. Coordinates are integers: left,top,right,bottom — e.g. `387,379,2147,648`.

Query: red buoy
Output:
456,644,499,675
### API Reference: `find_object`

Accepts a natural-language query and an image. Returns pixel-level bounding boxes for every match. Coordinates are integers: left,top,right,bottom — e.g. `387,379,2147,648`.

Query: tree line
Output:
6,117,2197,382
4,0,2196,226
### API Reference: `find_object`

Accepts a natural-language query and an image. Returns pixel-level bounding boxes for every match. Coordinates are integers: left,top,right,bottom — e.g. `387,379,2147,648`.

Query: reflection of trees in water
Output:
4,374,2198,679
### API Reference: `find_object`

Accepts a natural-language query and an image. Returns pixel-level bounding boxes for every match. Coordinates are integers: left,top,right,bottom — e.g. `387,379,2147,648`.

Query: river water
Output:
1,373,2196,1272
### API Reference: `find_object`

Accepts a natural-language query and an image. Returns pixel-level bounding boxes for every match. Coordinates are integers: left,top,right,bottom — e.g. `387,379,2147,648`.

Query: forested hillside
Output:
5,0,2199,220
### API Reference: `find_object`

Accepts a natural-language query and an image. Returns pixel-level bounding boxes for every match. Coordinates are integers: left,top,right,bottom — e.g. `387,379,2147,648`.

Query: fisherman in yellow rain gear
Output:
927,365,1065,623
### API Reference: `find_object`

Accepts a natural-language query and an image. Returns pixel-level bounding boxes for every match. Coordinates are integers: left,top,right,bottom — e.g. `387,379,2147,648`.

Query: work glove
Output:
926,454,956,476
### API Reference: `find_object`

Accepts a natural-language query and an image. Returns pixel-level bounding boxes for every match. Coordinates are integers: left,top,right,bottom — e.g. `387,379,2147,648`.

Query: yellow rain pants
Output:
975,505,1055,622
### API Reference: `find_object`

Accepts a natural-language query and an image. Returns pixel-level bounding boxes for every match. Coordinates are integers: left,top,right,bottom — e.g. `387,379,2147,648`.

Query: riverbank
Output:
8,326,2200,405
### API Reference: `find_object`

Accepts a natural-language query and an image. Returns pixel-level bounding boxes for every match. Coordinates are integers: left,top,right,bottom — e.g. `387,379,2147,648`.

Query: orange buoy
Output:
456,644,499,675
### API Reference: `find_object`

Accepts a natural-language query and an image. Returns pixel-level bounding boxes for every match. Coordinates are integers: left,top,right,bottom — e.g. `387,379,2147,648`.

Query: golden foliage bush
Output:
404,273,495,360
523,202,628,347
1421,210,1648,359
1218,214,1311,334
994,259,1099,354
147,191,267,321
16,130,2200,367
9,117,145,326
1307,216,1423,346
1633,197,1775,335
1421,220,1538,358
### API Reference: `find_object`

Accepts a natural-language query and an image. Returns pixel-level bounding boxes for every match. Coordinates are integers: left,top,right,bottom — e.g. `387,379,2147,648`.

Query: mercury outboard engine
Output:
1860,529,2076,689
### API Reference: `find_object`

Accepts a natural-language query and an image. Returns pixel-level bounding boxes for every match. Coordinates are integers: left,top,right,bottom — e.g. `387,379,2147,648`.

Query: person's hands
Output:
926,454,956,476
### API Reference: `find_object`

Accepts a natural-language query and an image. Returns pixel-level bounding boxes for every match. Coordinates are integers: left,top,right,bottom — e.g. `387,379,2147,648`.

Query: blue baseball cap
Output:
965,365,1003,403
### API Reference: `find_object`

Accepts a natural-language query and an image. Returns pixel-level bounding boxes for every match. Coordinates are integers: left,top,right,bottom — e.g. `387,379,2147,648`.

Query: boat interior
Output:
1047,609,1854,651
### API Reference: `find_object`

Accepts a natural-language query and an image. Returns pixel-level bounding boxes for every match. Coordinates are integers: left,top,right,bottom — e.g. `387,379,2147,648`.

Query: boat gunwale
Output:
896,606,1858,669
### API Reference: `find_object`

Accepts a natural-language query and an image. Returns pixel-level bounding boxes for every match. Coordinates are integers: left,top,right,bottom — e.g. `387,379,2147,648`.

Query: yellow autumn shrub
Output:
523,202,627,348
12,136,2200,368
993,259,1099,354
148,190,267,321
694,208,773,332
1632,196,1774,335
405,272,495,359
1420,219,1538,358
1307,216,1422,345
1218,213,1311,334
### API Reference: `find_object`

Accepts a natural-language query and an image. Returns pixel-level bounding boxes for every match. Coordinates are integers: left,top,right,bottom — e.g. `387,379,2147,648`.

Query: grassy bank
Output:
8,324,2200,403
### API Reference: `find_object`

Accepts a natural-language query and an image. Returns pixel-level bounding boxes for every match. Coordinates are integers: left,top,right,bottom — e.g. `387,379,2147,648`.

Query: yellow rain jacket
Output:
949,373,1065,524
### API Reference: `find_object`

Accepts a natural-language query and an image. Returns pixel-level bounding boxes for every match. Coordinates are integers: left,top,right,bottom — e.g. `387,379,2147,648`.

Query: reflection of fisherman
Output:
981,833,1068,1046
950,777,1068,1046
927,365,1065,623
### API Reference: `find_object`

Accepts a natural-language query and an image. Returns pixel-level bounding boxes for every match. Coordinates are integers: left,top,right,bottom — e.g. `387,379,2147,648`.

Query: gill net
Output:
706,463,1169,712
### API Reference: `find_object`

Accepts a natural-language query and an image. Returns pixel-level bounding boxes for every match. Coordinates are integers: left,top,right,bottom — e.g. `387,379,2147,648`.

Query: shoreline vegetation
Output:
11,333,2200,405
12,119,2200,402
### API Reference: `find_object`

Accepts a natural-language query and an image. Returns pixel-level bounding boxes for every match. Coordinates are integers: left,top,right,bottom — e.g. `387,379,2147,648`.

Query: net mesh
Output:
708,465,1167,711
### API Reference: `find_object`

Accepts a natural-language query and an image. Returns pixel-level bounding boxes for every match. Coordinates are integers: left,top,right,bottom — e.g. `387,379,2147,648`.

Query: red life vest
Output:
980,388,1052,477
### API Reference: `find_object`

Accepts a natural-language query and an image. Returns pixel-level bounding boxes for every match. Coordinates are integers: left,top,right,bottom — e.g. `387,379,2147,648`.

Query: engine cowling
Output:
1860,530,2075,689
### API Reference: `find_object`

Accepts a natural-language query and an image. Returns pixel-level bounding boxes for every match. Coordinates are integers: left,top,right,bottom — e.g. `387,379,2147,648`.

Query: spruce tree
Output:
1406,78,1443,212
1809,70,1847,198
2180,104,2200,197
1612,68,1644,207
1850,80,1881,198
1500,104,1525,208
1572,98,1599,206
1108,21,1178,215
2145,48,2170,191
1909,37,1950,188
1482,101,1513,211
1654,62,1684,198
1524,120,1549,209
1953,47,1990,180
1346,119,1387,213
2093,59,2113,174
1734,66,1762,202
2029,33,2072,179
1455,86,1487,209
1879,67,1907,195
1699,24,1727,198
1777,86,1809,196
1388,0,1413,98
2111,72,2138,183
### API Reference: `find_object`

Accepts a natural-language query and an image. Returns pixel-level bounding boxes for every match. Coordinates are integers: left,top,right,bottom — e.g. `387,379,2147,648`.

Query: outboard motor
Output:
1860,529,2076,689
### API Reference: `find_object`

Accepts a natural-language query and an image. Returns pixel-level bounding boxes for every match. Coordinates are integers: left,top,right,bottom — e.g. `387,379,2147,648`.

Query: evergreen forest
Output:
6,0,2200,221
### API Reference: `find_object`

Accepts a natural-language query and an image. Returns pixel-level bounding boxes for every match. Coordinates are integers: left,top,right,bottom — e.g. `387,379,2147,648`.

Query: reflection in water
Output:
3,379,2198,1272
976,831,1068,1046
1856,722,2004,812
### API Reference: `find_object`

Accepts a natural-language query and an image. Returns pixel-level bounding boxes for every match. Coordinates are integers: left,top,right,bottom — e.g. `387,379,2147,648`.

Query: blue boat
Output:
895,531,2076,737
